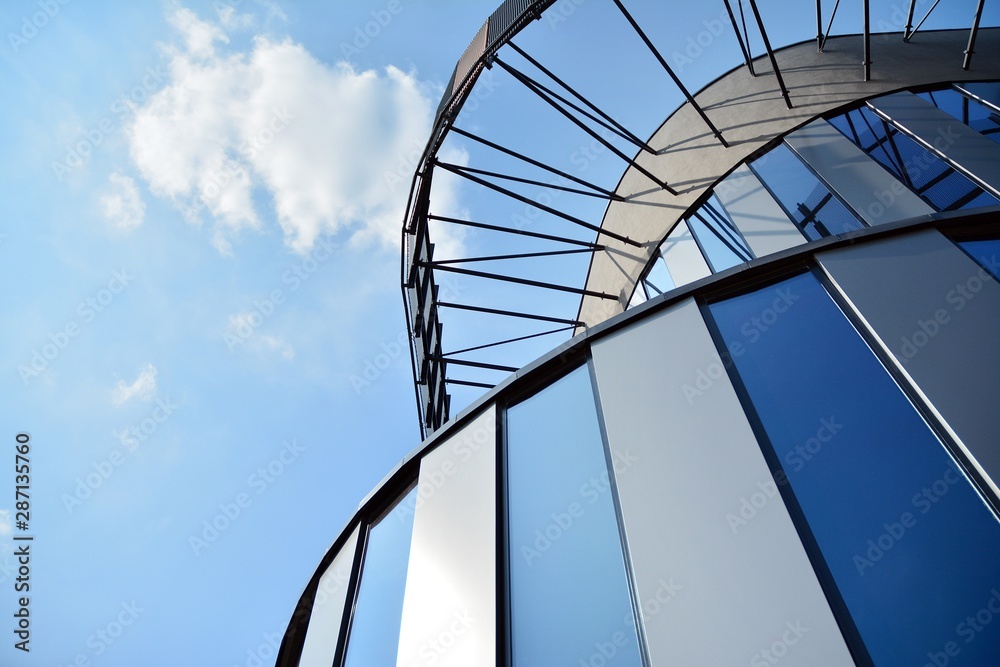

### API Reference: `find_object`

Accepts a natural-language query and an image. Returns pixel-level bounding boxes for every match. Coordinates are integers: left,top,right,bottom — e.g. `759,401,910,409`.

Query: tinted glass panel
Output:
828,105,999,211
506,365,642,667
959,239,1000,280
643,256,675,298
708,272,1000,666
686,194,754,272
343,487,418,667
749,143,864,241
919,87,1000,146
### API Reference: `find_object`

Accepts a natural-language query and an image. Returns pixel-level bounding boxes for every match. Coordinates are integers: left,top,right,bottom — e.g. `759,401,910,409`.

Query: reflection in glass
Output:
827,105,998,211
343,487,418,667
506,365,642,667
686,194,754,272
919,87,1000,146
642,256,675,298
708,271,1000,666
959,239,1000,280
749,143,864,241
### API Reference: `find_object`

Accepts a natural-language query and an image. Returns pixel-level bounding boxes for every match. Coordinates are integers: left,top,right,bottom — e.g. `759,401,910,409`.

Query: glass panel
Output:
343,487,418,667
685,194,754,272
506,365,642,667
959,238,1000,280
749,143,864,241
299,526,360,667
642,256,675,298
707,271,1000,666
955,82,1000,111
658,219,710,288
919,87,1000,146
827,105,999,212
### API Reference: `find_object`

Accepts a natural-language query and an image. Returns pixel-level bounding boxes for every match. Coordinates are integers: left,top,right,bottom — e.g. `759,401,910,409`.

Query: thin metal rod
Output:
431,247,597,265
429,355,518,373
819,0,841,52
816,0,823,50
450,125,623,200
506,41,652,153
433,159,642,246
611,0,728,146
747,0,793,108
494,57,678,194
428,214,603,249
494,57,650,152
903,0,917,40
723,0,756,76
444,378,495,389
905,0,942,42
437,161,618,200
863,0,871,81
417,261,620,300
737,0,756,75
446,325,575,357
964,0,986,70
437,301,584,326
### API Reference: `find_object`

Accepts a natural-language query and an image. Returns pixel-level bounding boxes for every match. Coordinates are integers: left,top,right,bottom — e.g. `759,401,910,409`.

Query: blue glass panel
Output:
828,105,999,212
919,88,1000,147
749,143,864,241
686,194,754,272
959,239,1000,280
343,487,418,667
506,365,642,667
708,272,1000,666
643,256,675,298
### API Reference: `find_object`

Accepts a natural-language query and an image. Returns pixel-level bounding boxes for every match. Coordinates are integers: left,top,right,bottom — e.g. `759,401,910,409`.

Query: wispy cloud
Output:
113,364,158,406
0,510,12,536
125,6,466,255
100,172,146,231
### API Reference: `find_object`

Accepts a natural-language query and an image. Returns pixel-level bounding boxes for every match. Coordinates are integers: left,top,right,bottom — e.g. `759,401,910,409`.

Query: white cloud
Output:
112,364,158,406
99,172,146,231
126,6,465,255
0,510,11,536
226,313,295,359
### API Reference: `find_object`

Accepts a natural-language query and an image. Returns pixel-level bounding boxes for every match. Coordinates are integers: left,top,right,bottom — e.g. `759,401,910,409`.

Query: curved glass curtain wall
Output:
706,270,1000,666
505,364,643,667
632,81,1000,308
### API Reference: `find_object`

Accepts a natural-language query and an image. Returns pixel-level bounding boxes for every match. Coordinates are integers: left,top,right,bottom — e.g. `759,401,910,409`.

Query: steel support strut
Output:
964,0,986,70
612,0,728,147
723,0,756,75
747,0,793,108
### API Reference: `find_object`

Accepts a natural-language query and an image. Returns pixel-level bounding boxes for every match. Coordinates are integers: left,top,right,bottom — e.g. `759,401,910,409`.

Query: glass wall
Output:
827,105,998,211
343,487,418,667
505,365,643,667
919,86,1000,146
959,238,1000,280
707,271,1000,666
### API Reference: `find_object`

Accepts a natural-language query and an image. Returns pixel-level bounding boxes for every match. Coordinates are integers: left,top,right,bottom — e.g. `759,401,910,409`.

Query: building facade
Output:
277,2,1000,665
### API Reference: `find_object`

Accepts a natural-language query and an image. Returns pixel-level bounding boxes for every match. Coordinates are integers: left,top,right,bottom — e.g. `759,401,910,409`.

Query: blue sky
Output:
0,0,994,665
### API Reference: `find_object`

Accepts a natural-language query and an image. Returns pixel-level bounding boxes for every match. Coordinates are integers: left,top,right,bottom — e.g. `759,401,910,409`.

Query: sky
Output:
0,0,994,665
